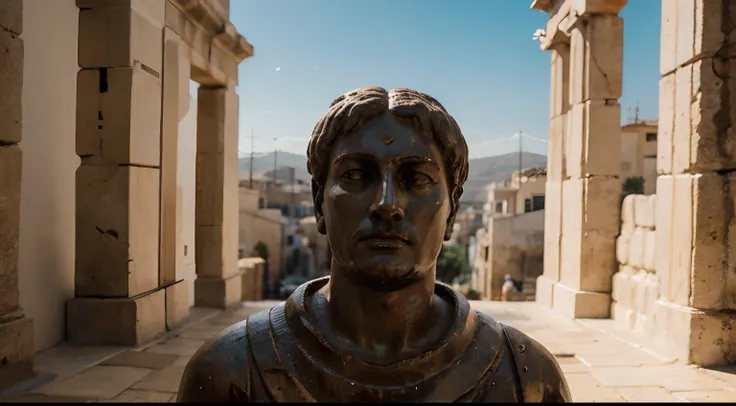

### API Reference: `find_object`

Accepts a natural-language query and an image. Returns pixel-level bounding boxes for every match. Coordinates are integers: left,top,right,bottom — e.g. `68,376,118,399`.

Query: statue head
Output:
307,87,469,291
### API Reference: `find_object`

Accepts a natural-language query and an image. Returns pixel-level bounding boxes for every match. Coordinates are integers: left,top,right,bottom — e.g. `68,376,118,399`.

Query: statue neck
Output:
318,263,447,364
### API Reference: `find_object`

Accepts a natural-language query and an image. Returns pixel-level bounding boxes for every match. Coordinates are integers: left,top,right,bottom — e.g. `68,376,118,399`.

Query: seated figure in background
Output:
501,273,519,301
177,86,571,403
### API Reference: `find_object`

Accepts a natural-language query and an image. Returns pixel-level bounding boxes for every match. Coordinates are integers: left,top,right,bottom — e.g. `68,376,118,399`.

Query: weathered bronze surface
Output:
177,87,571,403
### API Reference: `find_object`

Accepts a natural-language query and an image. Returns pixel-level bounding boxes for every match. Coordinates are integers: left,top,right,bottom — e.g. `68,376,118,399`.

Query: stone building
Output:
532,0,736,366
472,169,547,300
238,187,285,289
0,0,253,390
621,119,658,195
483,168,547,220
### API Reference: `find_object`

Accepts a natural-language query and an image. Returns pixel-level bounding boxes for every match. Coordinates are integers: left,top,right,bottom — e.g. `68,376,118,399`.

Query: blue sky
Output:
225,0,662,159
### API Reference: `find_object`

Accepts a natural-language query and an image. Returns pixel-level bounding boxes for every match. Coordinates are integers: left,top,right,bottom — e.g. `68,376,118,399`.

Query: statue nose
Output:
371,171,404,223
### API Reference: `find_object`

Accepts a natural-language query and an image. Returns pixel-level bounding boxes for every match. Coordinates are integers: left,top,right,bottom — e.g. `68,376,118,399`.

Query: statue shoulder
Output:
501,323,572,403
176,320,252,403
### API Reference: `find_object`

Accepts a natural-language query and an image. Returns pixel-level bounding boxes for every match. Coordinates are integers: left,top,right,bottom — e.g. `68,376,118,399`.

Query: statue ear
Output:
444,216,456,241
312,178,327,235
444,186,463,241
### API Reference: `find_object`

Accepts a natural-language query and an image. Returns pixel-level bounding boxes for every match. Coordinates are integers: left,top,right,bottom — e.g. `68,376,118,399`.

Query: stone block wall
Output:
611,194,660,333
649,0,736,366
488,211,545,301
0,0,35,391
238,257,265,301
532,0,626,319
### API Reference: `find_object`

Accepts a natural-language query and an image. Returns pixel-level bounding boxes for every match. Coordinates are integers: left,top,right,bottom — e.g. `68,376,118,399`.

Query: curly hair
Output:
306,86,469,235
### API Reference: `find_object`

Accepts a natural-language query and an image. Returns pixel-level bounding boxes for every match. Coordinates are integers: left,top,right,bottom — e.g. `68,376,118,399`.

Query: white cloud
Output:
275,67,281,72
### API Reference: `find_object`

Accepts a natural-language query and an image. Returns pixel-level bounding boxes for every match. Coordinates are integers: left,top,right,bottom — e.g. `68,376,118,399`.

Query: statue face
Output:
321,113,451,288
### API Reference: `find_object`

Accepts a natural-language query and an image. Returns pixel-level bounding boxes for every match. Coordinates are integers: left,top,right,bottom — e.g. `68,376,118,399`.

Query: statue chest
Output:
242,306,524,403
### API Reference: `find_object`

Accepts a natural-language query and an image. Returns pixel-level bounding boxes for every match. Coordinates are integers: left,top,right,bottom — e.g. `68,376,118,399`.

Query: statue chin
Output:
345,263,421,292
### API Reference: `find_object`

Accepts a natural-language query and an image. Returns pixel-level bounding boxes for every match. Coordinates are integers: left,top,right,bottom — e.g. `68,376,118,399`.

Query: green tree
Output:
621,177,644,198
251,241,270,261
435,244,471,285
465,289,482,300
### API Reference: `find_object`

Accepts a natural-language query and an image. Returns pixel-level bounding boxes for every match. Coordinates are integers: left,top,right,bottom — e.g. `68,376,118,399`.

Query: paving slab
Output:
577,352,672,367
172,356,192,368
107,389,176,403
589,365,727,391
32,343,127,382
101,350,178,370
671,389,736,402
564,372,625,402
615,386,684,402
557,357,589,373
32,365,152,400
144,338,206,357
130,367,186,393
176,328,219,340
0,393,96,403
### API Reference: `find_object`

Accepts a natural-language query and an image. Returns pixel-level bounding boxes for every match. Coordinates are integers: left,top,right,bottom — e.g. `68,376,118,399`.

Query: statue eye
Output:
404,172,434,188
341,169,365,181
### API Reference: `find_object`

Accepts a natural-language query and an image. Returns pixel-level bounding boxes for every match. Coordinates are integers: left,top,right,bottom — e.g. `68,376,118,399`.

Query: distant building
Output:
482,168,547,224
238,187,286,290
239,169,314,219
263,165,298,184
621,119,658,195
474,168,547,300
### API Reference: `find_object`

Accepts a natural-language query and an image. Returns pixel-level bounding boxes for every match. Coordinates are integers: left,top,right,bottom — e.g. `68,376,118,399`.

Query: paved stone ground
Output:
1,301,735,402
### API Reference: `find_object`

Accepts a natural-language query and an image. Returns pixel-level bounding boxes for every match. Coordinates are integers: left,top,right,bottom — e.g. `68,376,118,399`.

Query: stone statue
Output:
177,87,571,403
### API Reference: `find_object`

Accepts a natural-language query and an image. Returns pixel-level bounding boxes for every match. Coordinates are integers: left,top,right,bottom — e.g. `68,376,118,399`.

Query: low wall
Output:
611,194,659,333
488,210,545,300
238,257,265,301
239,209,283,284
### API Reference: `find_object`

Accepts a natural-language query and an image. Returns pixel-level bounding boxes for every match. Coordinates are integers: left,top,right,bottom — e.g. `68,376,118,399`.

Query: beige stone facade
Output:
533,0,736,366
484,169,547,218
612,194,658,333
621,121,658,195
0,0,253,391
482,211,545,301
475,169,548,300
238,187,284,286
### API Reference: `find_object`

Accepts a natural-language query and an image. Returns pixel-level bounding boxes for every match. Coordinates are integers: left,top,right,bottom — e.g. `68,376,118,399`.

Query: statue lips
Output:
358,230,412,250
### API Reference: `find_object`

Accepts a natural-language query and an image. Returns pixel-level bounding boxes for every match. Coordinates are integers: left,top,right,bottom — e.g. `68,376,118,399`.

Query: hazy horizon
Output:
224,1,661,161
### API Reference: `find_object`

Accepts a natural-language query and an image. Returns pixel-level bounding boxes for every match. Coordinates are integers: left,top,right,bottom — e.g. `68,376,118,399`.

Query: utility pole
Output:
290,167,296,220
634,100,640,124
518,130,523,185
273,137,278,185
249,128,254,189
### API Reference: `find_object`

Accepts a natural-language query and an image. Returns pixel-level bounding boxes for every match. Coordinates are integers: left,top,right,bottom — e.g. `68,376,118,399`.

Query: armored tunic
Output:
177,277,571,403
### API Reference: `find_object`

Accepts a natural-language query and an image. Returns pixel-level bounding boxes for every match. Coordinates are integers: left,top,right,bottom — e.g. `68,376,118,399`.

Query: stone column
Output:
553,9,624,319
160,27,192,329
194,85,243,308
537,42,569,308
650,0,736,366
66,0,167,346
0,0,34,391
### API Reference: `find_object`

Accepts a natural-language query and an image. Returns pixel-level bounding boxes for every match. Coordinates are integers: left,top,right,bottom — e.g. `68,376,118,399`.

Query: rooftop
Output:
622,118,658,129
521,167,547,178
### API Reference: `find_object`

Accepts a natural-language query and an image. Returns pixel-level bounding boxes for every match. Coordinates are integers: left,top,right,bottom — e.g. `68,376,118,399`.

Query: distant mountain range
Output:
238,151,547,203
